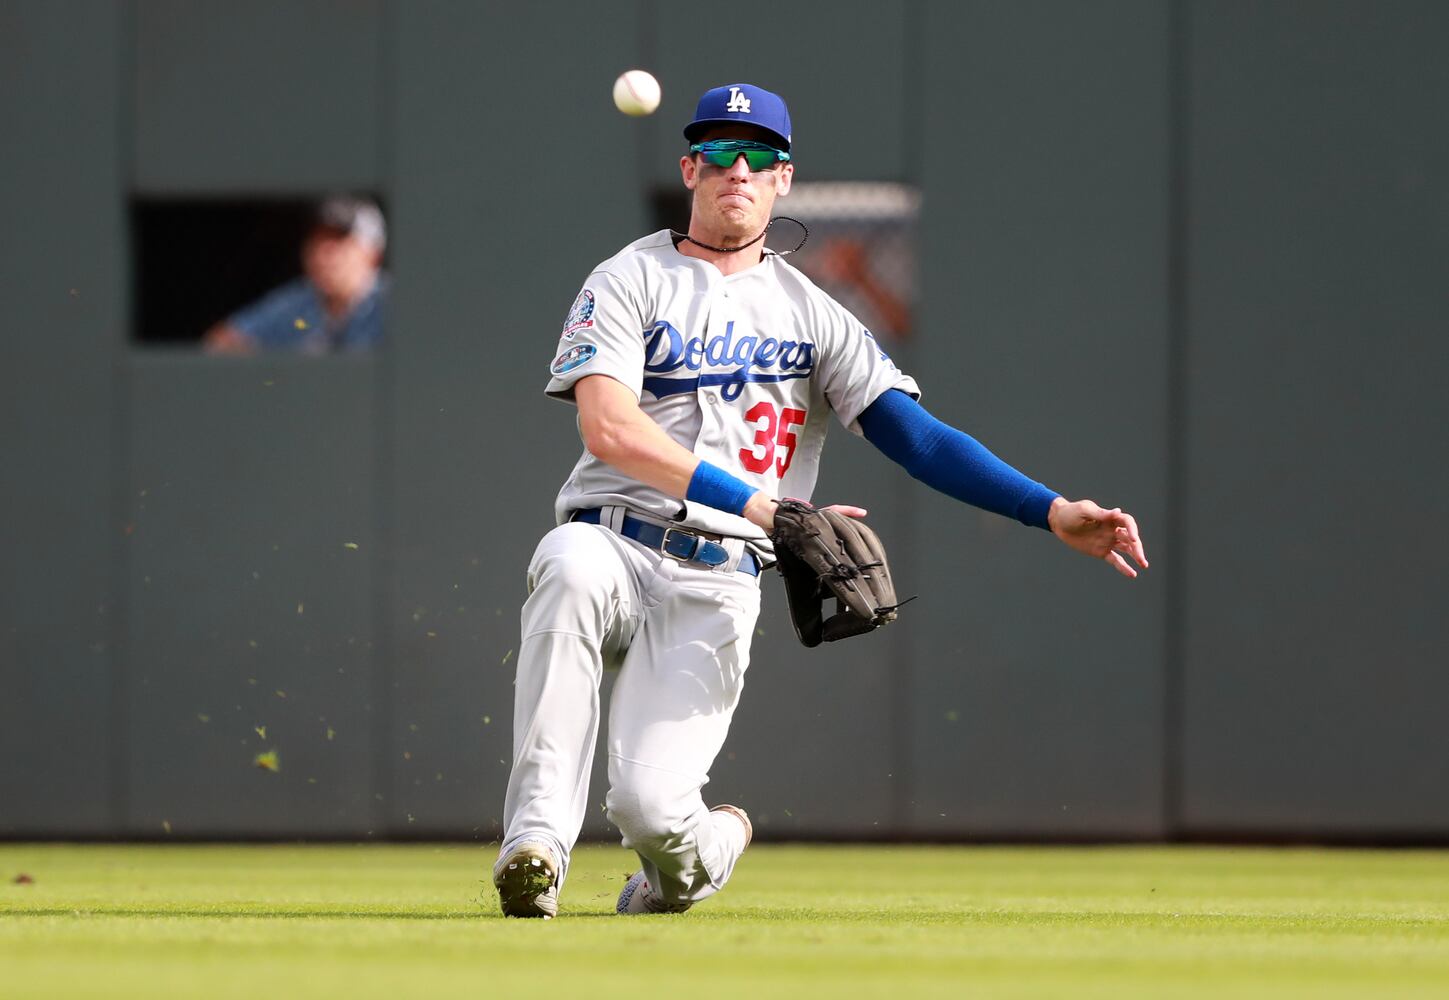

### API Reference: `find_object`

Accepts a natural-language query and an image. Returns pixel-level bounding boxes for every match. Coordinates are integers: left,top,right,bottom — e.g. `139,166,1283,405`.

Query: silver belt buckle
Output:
660,526,700,562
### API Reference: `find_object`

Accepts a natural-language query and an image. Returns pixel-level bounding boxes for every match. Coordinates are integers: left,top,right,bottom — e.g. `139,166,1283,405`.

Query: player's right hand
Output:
745,498,867,534
1047,497,1148,578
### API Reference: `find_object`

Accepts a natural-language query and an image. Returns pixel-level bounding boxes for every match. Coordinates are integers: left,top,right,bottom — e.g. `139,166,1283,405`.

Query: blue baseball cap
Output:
683,83,792,152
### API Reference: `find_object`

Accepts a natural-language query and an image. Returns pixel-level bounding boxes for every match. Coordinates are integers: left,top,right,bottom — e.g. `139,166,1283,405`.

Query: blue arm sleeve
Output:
858,389,1061,530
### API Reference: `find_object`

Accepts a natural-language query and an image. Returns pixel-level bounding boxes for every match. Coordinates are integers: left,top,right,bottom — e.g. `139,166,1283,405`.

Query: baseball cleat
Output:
615,870,673,915
492,841,560,919
616,805,752,916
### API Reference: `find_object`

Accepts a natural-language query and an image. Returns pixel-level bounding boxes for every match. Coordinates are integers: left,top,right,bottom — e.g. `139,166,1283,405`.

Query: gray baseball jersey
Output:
545,230,920,545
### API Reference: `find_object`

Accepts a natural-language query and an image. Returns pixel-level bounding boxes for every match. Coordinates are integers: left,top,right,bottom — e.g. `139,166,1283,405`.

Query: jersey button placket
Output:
697,292,734,470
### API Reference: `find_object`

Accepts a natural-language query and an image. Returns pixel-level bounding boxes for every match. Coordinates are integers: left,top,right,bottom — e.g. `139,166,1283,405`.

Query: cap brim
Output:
684,118,790,151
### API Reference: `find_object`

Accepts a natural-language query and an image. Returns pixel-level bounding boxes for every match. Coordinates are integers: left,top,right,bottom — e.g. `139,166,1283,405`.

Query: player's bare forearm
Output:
1047,497,1149,579
575,375,701,496
572,374,785,529
573,376,853,534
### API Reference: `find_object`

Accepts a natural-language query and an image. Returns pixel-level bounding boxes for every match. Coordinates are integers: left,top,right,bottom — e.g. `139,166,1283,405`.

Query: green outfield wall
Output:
2,0,1445,841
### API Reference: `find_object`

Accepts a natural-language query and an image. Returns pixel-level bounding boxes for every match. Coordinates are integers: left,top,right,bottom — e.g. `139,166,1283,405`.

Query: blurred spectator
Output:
204,196,388,355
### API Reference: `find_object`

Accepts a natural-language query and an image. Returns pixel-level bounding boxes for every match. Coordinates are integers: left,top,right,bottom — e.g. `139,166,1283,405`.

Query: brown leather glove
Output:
770,499,900,647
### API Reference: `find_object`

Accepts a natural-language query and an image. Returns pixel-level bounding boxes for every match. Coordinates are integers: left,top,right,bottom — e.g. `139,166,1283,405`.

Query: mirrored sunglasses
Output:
690,139,791,170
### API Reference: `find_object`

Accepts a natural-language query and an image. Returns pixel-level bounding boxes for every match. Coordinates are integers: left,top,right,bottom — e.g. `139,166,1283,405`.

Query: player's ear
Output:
680,154,699,190
776,162,793,197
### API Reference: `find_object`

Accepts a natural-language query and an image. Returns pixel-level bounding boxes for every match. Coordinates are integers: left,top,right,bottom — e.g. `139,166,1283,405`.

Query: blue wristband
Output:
686,461,757,517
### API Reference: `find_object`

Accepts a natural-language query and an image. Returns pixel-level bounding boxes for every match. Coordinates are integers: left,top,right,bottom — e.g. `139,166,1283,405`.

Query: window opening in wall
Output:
131,194,388,354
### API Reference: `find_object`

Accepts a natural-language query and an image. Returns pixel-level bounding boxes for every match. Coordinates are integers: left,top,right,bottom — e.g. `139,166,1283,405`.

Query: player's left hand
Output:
1047,498,1148,579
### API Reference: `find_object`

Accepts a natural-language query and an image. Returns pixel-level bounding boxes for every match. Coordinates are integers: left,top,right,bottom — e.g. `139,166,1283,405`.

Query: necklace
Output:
671,216,809,256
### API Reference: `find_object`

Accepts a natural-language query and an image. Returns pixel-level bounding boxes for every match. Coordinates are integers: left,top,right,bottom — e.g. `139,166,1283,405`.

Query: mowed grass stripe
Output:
2,844,1448,999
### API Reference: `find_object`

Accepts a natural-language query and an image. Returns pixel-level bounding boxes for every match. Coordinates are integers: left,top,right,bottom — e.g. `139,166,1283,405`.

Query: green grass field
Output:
2,843,1448,998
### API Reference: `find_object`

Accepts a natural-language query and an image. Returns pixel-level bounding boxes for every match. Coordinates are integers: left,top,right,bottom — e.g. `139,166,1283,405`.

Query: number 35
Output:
739,402,806,477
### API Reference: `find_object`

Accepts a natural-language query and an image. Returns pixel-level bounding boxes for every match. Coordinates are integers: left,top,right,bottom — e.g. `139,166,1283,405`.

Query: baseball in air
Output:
613,70,661,116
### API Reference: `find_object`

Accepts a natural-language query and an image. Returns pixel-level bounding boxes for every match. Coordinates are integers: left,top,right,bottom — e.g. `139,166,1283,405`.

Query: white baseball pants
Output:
499,515,761,909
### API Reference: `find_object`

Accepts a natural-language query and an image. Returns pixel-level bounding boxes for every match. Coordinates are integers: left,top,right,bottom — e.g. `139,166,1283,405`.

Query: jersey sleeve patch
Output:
863,328,896,366
551,342,597,375
561,289,596,339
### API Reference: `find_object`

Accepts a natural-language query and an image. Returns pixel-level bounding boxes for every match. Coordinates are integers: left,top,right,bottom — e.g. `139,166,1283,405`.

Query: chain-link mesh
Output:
775,182,920,345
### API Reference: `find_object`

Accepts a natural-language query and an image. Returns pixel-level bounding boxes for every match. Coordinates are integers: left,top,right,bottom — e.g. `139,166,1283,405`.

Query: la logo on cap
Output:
725,86,751,114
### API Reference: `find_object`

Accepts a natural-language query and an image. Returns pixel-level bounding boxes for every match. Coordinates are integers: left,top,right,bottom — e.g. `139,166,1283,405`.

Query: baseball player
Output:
493,83,1148,918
